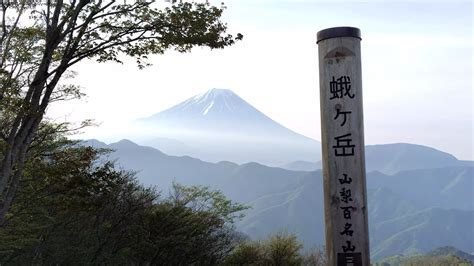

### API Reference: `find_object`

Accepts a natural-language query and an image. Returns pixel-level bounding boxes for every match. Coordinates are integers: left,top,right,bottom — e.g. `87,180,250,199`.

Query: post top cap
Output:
317,27,361,43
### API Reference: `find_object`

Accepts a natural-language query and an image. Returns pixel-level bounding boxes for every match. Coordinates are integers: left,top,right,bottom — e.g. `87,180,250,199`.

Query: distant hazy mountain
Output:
427,246,474,263
365,143,460,174
87,139,309,203
236,169,473,255
134,88,321,165
367,187,419,224
281,160,320,172
140,137,194,156
370,208,474,260
376,246,474,265
82,139,474,258
368,167,474,210
282,143,467,175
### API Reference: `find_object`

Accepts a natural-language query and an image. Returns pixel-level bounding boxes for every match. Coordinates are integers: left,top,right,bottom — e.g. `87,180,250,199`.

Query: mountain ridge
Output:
282,142,466,175
80,139,474,258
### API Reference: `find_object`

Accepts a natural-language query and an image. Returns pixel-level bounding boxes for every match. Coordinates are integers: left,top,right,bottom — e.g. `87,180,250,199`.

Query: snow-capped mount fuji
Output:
141,88,312,139
135,89,321,165
156,88,256,119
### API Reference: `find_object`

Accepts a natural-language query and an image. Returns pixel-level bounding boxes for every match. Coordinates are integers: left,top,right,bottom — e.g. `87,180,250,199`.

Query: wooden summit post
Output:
317,27,370,266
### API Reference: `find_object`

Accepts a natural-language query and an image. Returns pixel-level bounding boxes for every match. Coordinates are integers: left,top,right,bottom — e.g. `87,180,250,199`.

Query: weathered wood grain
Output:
318,33,370,266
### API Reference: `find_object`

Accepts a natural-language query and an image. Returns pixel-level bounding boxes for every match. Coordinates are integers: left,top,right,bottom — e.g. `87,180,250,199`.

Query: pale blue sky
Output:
50,0,473,160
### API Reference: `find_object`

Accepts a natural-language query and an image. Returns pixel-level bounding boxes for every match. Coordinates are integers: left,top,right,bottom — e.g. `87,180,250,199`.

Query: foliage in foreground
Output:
0,132,247,264
0,0,242,223
225,232,328,266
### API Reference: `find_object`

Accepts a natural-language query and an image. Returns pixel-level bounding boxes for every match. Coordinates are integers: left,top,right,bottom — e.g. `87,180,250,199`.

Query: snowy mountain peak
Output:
151,88,255,119
196,89,240,115
191,88,238,106
134,88,321,164
202,88,235,97
137,88,318,142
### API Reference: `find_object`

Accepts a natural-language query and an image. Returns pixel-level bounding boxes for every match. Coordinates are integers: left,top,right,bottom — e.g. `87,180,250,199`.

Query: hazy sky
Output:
49,0,473,160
